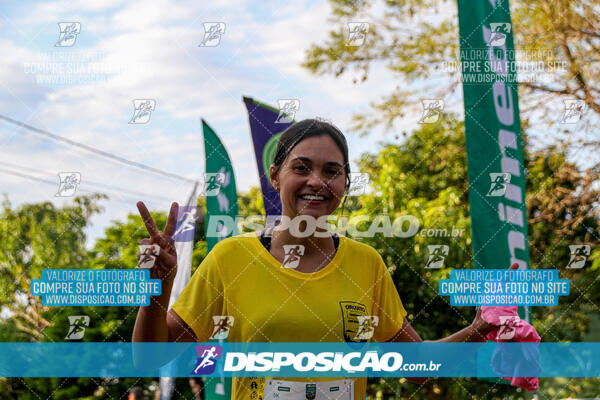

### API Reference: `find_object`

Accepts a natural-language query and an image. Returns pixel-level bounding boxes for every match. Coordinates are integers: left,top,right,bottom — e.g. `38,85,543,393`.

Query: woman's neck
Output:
269,226,333,254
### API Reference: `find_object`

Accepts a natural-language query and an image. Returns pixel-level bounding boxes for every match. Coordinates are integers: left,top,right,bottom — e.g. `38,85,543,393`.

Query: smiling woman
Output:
132,118,500,400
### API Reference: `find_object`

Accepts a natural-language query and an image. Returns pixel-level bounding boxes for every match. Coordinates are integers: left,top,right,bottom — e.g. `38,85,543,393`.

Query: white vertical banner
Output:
169,181,200,309
160,182,200,400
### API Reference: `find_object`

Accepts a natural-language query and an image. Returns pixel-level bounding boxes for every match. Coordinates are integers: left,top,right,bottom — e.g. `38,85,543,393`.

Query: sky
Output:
3,0,586,248
1,0,459,247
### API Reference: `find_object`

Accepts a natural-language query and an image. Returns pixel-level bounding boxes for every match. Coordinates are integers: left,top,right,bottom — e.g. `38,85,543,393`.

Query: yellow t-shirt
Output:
172,232,408,400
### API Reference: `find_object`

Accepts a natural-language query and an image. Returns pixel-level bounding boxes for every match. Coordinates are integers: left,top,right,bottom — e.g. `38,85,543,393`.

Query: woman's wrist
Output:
468,320,492,342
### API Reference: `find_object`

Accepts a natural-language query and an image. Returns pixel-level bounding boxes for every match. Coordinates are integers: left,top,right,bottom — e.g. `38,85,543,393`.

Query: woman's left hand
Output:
470,306,494,338
469,262,520,338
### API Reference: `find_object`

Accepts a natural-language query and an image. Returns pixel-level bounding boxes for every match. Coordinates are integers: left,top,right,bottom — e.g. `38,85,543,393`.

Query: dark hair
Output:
272,118,351,213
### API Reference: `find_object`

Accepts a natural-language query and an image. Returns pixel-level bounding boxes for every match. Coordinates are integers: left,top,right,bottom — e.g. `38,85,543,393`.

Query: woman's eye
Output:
294,165,309,172
328,169,341,176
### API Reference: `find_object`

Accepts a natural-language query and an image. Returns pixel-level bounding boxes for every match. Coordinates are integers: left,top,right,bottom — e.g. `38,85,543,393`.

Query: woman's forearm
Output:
433,322,489,343
132,283,172,342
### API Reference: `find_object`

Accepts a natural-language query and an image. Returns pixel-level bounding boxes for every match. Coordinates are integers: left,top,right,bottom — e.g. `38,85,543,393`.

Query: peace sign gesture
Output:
136,201,179,286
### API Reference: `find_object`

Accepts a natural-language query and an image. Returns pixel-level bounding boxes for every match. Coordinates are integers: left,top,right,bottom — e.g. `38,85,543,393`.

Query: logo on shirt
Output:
192,345,222,375
339,301,371,342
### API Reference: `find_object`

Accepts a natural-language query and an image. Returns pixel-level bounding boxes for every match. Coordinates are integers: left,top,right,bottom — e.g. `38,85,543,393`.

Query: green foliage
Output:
0,194,106,341
304,0,600,140
2,118,599,397
348,118,600,398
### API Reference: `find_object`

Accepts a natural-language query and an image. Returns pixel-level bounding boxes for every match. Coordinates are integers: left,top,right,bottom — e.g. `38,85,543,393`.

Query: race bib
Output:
263,379,353,400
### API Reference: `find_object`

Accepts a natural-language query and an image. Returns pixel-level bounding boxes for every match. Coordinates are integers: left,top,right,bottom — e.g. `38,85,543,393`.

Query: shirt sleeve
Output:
171,249,225,341
372,254,408,342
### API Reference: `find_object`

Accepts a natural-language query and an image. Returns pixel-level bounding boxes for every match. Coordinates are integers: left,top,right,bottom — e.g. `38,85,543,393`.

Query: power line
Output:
0,160,174,202
0,165,174,204
0,114,198,184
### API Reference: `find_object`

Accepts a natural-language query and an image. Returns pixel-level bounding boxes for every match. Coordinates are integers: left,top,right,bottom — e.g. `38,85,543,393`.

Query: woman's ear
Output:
269,164,279,191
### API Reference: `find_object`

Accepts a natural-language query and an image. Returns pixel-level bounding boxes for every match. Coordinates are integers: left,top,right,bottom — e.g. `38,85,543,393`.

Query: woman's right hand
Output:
136,201,179,291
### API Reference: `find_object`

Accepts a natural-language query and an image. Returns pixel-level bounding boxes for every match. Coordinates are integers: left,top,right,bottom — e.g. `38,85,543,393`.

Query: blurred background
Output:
0,0,599,398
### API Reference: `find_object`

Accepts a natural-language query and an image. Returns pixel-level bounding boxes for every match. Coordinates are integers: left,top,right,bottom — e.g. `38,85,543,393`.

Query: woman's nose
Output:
306,171,326,189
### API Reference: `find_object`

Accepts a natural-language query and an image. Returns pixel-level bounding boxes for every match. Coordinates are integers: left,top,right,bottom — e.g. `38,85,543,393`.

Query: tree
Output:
0,194,105,341
349,117,599,398
303,0,600,144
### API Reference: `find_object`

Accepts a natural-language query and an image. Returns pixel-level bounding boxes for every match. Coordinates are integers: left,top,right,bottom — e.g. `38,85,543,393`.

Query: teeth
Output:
300,195,325,201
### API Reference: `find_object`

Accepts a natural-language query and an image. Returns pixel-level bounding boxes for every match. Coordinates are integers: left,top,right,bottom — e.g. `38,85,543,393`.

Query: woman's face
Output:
271,135,347,220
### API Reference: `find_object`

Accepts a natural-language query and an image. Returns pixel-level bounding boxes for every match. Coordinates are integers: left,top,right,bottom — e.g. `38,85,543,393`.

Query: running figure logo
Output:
199,23,226,47
209,315,235,340
496,315,521,340
348,173,369,196
192,345,222,375
566,245,591,269
561,100,587,124
214,169,232,213
137,244,160,269
275,99,299,124
281,244,305,269
425,245,449,269
346,22,370,47
486,173,511,197
129,99,156,124
65,315,90,340
55,22,81,47
419,99,444,124
55,172,81,197
487,23,511,47
172,206,201,242
205,172,225,196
